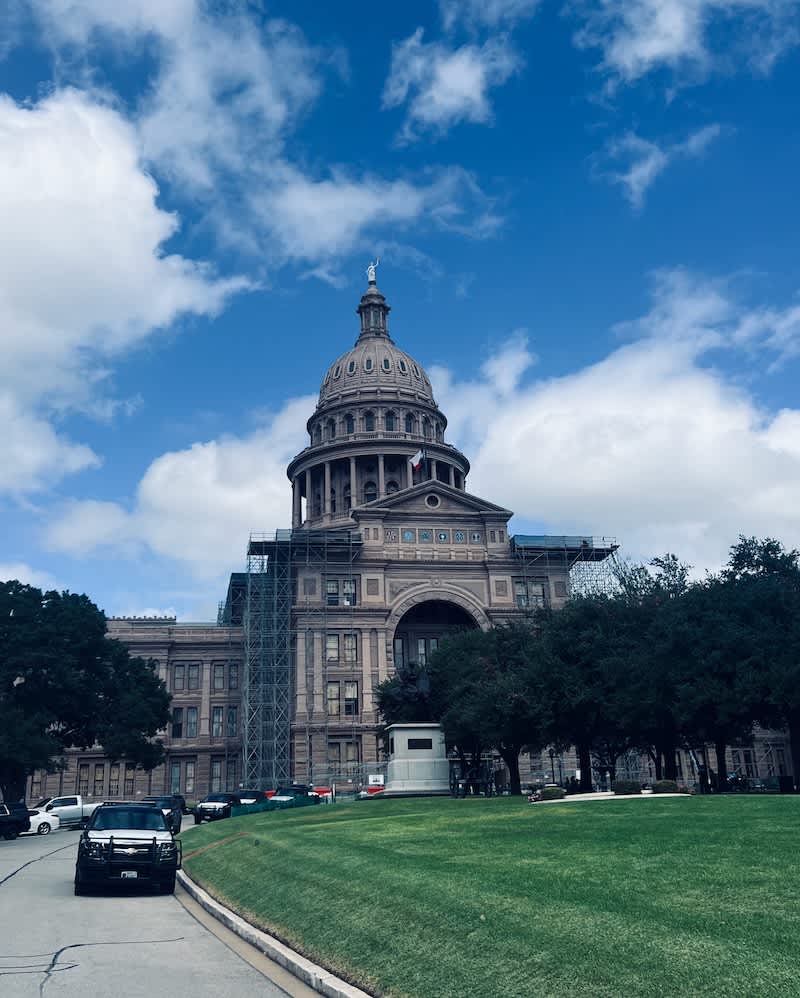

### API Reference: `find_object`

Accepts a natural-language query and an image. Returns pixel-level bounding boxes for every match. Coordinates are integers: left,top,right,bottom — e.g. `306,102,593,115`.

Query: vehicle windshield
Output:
34,798,51,808
204,794,234,803
90,808,167,831
142,797,173,807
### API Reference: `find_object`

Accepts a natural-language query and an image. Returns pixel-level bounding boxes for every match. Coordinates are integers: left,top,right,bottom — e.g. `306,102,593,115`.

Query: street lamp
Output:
548,747,555,784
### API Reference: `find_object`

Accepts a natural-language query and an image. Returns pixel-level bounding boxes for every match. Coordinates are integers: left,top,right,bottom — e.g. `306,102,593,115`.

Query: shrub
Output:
652,780,679,794
538,786,567,801
612,779,641,795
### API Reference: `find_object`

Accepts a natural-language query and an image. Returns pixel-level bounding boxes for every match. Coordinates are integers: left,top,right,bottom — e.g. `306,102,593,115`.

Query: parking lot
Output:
0,829,314,997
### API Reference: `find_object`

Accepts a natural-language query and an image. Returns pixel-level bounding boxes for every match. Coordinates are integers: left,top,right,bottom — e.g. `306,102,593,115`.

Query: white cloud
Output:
440,0,541,32
432,270,800,570
574,0,800,88
0,562,61,590
0,88,248,495
383,29,520,141
603,124,723,209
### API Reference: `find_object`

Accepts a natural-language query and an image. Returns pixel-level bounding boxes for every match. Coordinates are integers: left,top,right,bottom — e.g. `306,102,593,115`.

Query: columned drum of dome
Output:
286,275,470,529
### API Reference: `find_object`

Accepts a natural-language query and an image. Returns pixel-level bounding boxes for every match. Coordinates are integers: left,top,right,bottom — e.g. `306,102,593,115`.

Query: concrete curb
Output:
177,870,373,998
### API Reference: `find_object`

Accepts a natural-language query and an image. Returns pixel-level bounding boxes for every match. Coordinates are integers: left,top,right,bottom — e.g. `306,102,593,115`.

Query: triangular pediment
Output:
351,480,513,520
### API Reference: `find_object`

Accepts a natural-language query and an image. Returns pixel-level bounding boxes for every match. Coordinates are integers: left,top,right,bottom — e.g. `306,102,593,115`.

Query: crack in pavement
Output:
0,842,77,887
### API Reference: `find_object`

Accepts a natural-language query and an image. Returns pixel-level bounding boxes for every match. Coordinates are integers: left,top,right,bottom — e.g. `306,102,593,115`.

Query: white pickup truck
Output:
33,795,101,828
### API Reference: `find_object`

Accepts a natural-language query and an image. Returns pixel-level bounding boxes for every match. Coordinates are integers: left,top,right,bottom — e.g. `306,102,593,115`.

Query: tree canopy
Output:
0,581,171,801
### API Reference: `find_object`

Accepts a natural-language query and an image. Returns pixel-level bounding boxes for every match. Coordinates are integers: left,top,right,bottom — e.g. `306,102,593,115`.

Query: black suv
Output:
0,801,31,840
193,792,241,824
74,802,181,895
141,795,183,834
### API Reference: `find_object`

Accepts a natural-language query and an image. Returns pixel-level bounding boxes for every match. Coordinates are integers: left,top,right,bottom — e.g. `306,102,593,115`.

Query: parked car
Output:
193,792,241,824
272,784,321,807
236,789,268,805
23,809,61,836
33,795,101,828
141,796,182,834
74,802,181,895
0,801,31,839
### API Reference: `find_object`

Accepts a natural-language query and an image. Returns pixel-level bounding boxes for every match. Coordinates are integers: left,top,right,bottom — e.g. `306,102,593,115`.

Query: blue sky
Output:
2,0,800,619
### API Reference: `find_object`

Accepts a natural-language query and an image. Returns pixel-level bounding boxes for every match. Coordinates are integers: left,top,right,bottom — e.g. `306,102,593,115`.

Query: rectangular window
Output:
173,664,185,691
328,742,341,766
124,763,135,796
109,764,120,797
326,580,339,606
172,707,184,739
417,638,427,666
342,579,357,605
185,761,195,795
229,663,239,690
212,706,223,737
170,761,181,794
226,757,237,789
530,583,546,607
227,706,237,738
211,759,222,793
213,664,225,691
343,633,357,663
345,741,359,765
188,663,200,690
326,634,339,661
186,707,198,738
93,763,104,797
327,681,341,717
514,581,528,609
393,638,405,668
344,681,359,717
78,764,89,796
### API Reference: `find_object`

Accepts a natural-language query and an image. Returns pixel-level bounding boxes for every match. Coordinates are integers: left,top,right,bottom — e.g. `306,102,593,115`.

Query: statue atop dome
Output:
366,258,379,284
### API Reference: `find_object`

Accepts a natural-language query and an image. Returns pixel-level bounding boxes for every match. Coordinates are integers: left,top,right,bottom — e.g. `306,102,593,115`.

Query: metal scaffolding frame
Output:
511,535,620,601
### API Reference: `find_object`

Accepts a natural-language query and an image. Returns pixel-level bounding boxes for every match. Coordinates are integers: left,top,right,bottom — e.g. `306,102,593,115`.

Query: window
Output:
186,707,198,738
345,413,355,434
188,663,200,690
327,419,336,440
364,480,377,503
211,759,222,793
343,634,357,663
226,757,237,789
326,580,339,606
313,424,321,444
124,764,136,796
173,664,185,691
333,364,341,378
514,580,546,609
347,359,356,375
345,741,360,765
326,635,339,661
170,761,181,794
423,419,432,439
393,638,405,668
109,764,120,797
386,480,399,494
327,682,341,716
172,707,184,739
364,411,375,432
229,663,239,690
78,764,89,795
328,742,342,765
344,682,359,717
405,413,414,433
382,356,391,371
342,579,357,606
227,707,237,738
93,763,104,797
385,411,396,431
399,359,408,374
185,761,195,795
212,707,223,738
213,664,225,691
417,638,428,665
330,488,337,513
364,356,373,372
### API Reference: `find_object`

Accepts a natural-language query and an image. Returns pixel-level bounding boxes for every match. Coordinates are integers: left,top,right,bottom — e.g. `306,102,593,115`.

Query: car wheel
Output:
37,822,51,835
74,875,85,896
3,829,18,840
193,815,202,825
159,875,176,895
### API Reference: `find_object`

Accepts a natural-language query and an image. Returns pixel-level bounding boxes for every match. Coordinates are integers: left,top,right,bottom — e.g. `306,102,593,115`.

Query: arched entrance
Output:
392,600,477,669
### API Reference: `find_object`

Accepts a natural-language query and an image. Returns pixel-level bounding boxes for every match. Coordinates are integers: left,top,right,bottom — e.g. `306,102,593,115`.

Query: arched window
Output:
423,419,432,440
327,419,336,441
405,413,414,434
435,423,442,441
347,359,356,375
386,480,400,494
312,424,322,445
364,411,375,432
330,489,336,514
363,480,377,503
382,356,391,371
385,411,396,432
345,413,355,435
398,359,408,374
364,356,374,372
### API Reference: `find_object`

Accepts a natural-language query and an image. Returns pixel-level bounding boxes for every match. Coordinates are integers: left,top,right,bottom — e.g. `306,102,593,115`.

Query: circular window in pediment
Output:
425,494,440,508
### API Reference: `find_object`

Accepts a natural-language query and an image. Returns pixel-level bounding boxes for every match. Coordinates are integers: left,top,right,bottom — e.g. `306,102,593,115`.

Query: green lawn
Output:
181,796,800,998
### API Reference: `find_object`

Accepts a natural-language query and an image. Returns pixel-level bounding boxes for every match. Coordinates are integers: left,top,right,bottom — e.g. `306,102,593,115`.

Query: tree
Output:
0,581,171,801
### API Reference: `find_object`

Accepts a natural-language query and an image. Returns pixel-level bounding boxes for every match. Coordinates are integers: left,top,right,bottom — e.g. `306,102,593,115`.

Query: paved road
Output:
0,828,315,998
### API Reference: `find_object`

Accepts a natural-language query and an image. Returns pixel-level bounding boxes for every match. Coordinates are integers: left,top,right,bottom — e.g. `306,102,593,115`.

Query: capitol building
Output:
28,272,667,804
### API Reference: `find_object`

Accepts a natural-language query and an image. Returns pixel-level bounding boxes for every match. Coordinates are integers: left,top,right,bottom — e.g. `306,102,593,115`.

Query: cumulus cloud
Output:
383,29,520,142
0,88,248,495
602,124,723,209
573,0,800,89
440,0,541,31
0,562,61,590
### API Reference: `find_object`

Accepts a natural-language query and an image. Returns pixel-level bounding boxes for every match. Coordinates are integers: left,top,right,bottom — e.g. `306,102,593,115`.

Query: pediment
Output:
351,481,513,520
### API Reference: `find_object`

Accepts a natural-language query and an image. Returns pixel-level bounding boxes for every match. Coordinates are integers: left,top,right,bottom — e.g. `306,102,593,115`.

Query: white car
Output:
24,809,61,835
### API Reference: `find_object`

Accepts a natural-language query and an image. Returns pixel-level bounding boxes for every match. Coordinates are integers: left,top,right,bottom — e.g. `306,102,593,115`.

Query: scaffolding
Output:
511,535,620,601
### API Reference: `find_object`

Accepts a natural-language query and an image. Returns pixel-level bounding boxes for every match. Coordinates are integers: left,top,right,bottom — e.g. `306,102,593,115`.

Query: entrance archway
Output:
392,599,477,669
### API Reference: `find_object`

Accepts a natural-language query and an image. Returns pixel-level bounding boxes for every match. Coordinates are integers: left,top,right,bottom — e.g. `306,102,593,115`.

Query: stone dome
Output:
316,280,436,412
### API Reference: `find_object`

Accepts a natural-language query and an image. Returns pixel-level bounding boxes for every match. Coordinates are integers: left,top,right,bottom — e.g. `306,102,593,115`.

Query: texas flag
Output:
410,448,426,471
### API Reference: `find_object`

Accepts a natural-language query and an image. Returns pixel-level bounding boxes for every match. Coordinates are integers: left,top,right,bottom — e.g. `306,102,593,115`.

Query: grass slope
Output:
182,796,799,998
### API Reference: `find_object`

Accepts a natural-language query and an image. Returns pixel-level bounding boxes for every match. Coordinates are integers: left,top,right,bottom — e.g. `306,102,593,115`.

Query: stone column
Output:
305,468,312,520
448,465,455,487
406,458,413,489
430,458,437,483
378,454,385,498
349,456,357,509
324,462,331,516
292,477,301,527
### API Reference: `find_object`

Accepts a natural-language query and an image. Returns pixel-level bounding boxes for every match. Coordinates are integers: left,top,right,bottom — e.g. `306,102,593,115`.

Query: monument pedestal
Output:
380,723,450,797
